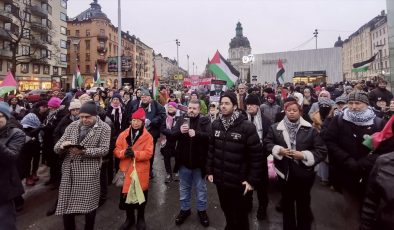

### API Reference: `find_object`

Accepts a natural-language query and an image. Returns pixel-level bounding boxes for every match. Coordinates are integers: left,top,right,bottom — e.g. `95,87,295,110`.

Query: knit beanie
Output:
245,94,261,106
48,97,61,108
168,102,178,108
335,95,347,104
69,100,82,111
318,90,331,99
0,102,11,119
318,97,332,107
266,93,276,102
220,91,238,107
140,88,151,97
111,93,123,101
347,91,369,105
79,101,97,116
132,108,146,121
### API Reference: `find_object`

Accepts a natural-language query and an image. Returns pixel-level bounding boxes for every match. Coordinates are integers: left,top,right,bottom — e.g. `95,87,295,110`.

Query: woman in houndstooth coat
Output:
54,101,111,230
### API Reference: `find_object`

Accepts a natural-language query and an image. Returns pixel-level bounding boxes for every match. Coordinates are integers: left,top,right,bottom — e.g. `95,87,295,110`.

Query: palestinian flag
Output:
276,59,285,85
352,53,377,73
93,62,101,86
209,50,239,88
152,64,159,100
76,65,83,88
0,71,17,96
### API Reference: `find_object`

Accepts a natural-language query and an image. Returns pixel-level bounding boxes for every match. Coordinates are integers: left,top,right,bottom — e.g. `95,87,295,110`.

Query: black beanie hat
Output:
79,101,98,116
245,94,261,106
220,91,238,107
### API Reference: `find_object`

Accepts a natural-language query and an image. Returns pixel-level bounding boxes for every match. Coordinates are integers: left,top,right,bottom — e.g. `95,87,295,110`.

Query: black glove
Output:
124,147,134,158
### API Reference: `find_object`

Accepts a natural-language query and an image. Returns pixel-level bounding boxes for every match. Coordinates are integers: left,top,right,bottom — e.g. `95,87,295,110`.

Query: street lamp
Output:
313,29,318,50
175,39,180,67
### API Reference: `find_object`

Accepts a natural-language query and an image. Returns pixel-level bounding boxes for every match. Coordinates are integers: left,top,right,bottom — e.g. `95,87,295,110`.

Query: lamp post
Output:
175,39,180,67
313,29,318,50
187,54,189,75
117,0,122,89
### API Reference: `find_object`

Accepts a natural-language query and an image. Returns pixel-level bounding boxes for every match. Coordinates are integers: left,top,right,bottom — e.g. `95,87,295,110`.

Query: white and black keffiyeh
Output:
220,111,240,130
343,107,376,126
283,116,301,149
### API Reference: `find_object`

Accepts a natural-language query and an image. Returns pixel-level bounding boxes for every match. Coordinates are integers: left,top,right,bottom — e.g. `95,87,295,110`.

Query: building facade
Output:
342,11,388,80
228,22,251,82
67,0,153,89
251,47,343,84
0,0,68,90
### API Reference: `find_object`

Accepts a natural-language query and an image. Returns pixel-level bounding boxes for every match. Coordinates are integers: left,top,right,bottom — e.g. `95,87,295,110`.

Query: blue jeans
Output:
179,166,207,211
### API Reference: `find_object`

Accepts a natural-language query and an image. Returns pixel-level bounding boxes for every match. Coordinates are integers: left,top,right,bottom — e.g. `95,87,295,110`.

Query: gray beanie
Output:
0,102,11,119
79,101,98,116
140,88,151,97
335,95,347,104
347,91,369,105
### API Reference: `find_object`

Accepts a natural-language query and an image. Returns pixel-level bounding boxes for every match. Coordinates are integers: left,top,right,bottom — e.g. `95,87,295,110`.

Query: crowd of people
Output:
1,78,394,230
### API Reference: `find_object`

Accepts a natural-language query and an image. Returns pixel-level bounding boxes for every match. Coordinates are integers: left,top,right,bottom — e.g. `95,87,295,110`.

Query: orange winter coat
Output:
114,127,154,194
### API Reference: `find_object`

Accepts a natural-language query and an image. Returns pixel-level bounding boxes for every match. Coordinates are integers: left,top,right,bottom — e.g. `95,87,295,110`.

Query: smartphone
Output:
183,117,190,127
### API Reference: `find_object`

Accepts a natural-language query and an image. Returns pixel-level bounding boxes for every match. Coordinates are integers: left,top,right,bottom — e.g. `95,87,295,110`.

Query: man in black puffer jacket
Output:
207,92,263,230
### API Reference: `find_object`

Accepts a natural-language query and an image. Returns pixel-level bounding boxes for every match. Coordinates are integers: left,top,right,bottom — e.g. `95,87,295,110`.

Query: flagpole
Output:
117,0,122,89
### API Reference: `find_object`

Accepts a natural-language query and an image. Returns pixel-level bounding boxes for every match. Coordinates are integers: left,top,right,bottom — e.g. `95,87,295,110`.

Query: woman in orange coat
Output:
114,108,154,230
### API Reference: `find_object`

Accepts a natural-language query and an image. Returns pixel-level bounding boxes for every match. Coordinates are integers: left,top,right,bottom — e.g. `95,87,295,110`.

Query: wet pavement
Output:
17,149,354,230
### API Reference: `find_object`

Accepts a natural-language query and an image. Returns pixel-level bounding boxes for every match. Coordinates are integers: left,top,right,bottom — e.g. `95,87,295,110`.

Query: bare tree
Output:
1,1,59,76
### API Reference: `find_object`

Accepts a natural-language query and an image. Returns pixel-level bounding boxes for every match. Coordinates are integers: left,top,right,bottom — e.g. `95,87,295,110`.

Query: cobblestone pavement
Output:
17,150,353,230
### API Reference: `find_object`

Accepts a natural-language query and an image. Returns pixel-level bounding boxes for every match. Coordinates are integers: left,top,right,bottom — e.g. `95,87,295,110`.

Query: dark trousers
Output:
100,160,109,201
245,185,269,211
63,210,97,230
216,185,249,230
149,138,158,176
0,200,17,230
280,175,314,230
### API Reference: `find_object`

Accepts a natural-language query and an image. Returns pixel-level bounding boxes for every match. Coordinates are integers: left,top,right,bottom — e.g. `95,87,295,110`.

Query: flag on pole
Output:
208,50,239,88
152,64,159,100
352,53,378,72
0,71,18,96
93,62,101,86
76,65,83,88
71,73,76,89
276,59,285,85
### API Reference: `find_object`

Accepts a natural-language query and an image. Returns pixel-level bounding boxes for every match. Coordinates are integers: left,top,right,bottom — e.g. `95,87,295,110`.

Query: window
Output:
23,29,30,39
22,46,30,56
7,62,12,71
86,29,90,36
23,11,31,22
60,54,67,62
385,61,387,68
60,12,67,21
43,4,52,15
43,65,50,75
60,26,67,35
86,65,90,73
86,53,90,61
21,63,29,73
61,0,67,8
85,40,90,49
53,66,58,75
47,50,51,59
383,28,386,34
61,67,66,75
23,0,31,5
60,40,67,48
75,30,80,37
384,38,386,45
33,64,40,74
100,29,105,36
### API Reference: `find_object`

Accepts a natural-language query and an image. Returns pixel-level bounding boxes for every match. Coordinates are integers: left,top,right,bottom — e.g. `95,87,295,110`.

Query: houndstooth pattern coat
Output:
54,118,111,215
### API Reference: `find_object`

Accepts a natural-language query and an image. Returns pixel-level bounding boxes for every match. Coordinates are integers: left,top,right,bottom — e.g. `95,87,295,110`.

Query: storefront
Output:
251,47,343,84
17,76,52,91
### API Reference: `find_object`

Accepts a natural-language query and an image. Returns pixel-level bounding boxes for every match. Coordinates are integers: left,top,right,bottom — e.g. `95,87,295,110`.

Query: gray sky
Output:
68,0,387,74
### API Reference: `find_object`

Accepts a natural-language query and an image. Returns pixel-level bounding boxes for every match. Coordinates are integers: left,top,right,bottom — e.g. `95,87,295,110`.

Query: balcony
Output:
30,37,47,49
97,46,107,53
31,54,48,64
0,28,12,41
0,10,13,23
27,5,48,19
0,49,12,59
30,22,49,33
97,34,108,41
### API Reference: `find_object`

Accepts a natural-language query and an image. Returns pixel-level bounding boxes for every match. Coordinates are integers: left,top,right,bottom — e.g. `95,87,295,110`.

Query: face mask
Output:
168,111,176,116
319,106,331,119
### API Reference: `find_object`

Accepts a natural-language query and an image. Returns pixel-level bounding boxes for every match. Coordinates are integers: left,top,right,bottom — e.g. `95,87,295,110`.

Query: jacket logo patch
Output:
230,133,242,140
215,130,220,137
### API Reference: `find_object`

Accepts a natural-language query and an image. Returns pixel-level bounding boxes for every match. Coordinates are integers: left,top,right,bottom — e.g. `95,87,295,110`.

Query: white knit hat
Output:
69,100,82,110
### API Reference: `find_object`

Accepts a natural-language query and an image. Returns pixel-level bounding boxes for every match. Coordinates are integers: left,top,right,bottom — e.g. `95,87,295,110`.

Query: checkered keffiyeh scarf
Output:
220,111,240,131
283,116,300,149
343,107,376,126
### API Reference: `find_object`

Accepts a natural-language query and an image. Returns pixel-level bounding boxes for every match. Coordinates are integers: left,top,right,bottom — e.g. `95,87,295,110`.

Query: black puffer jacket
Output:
360,151,394,230
264,118,327,181
0,123,26,204
323,114,384,192
171,115,210,172
206,114,264,189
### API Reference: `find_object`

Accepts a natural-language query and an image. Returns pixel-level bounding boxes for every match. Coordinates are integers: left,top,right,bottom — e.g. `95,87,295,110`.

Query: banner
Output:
183,76,212,87
209,79,227,103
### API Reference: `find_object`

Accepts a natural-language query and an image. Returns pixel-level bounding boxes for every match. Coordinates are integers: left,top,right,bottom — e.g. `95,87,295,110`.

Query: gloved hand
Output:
145,119,151,127
124,147,134,158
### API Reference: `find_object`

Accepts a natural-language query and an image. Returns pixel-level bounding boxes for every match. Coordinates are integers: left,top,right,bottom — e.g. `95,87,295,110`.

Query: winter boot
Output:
118,208,135,230
136,205,146,230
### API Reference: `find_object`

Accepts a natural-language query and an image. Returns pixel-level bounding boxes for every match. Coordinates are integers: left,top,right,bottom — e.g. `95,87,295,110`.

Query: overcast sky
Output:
68,0,387,74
